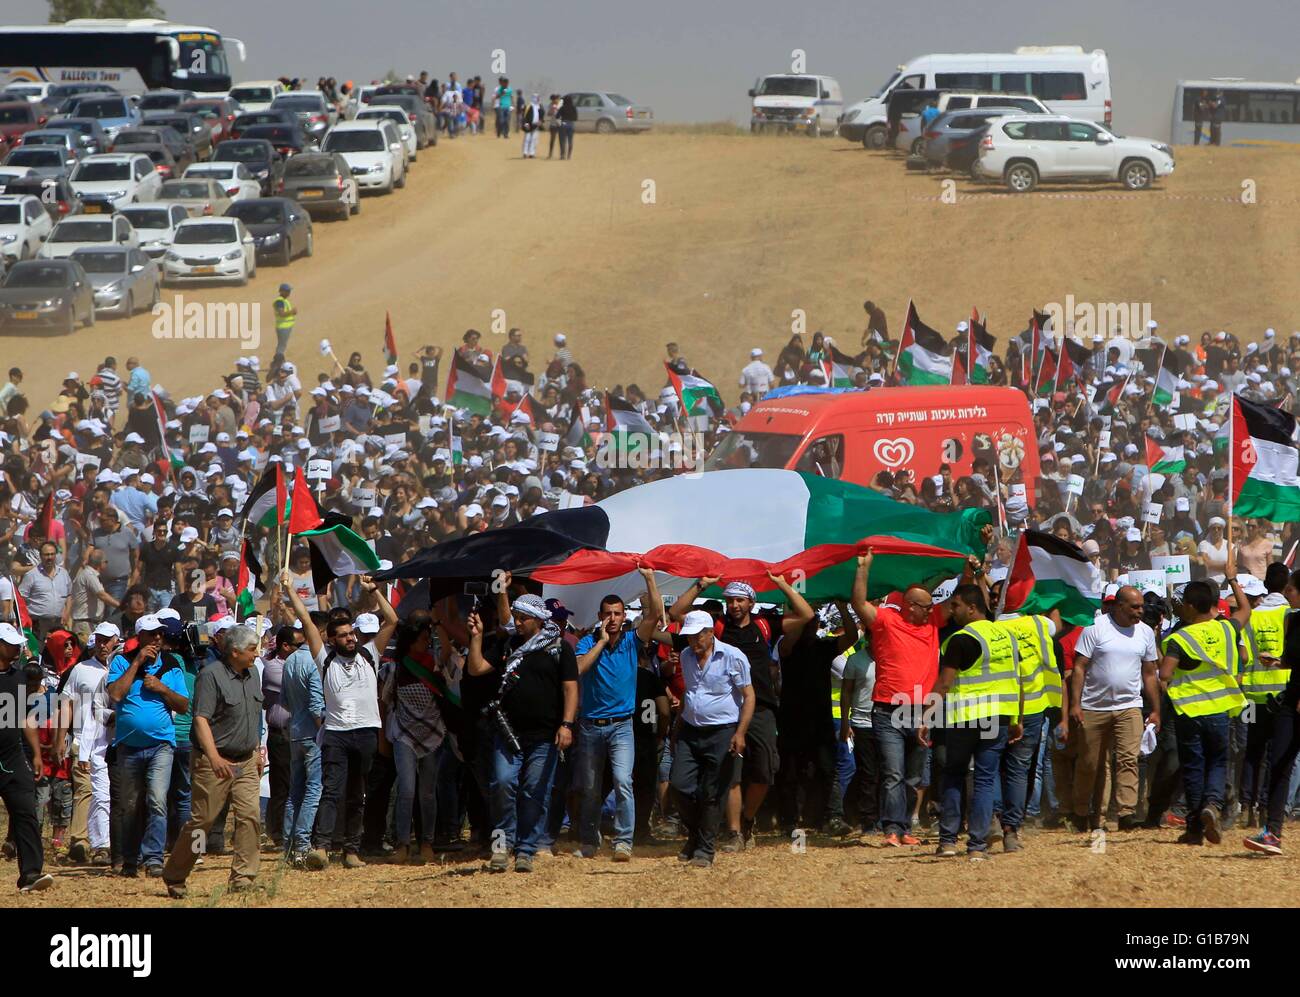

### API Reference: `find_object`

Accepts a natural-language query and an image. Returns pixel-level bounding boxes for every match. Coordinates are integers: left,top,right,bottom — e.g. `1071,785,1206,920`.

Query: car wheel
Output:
595,119,614,134
910,137,925,156
150,284,160,308
278,243,291,267
125,291,134,317
809,120,821,138
84,304,95,328
303,230,314,257
395,170,406,188
350,196,360,215
1005,162,1038,193
863,125,887,150
64,309,76,335
1121,159,1154,191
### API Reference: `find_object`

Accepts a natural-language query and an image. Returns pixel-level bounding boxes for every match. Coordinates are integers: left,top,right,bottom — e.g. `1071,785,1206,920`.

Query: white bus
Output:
0,19,245,96
840,46,1112,148
1171,78,1300,145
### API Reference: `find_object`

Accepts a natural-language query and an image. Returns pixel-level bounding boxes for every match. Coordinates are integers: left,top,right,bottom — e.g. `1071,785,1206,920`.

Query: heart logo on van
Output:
874,437,915,468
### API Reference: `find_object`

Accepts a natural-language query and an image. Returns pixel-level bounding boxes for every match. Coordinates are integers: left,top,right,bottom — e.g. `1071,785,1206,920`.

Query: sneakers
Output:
90,849,110,867
740,817,756,849
1068,815,1090,833
145,864,165,878
882,833,901,847
1175,831,1204,846
935,842,958,857
1117,816,1142,832
1201,808,1223,845
826,817,853,837
676,849,692,863
689,855,712,868
1,840,15,859
227,877,254,894
968,851,988,863
165,882,186,899
1243,830,1283,856
343,852,366,869
304,849,329,871
899,833,921,846
1002,829,1022,853
416,843,435,865
719,831,744,853
1166,813,1187,827
612,844,632,863
571,846,596,859
18,873,53,893
66,842,88,864
514,854,534,873
487,853,509,873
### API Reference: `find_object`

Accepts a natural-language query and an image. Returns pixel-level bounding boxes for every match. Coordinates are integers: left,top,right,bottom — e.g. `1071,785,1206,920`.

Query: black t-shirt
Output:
778,628,839,745
1280,612,1300,708
170,592,218,624
486,634,579,744
940,632,983,672
139,540,177,590
0,667,24,754
634,663,667,742
1118,551,1152,574
718,617,778,710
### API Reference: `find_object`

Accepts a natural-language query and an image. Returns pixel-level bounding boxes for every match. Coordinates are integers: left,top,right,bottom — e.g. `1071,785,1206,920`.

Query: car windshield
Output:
72,162,130,181
50,220,112,242
703,430,802,471
149,117,191,132
231,88,273,103
0,107,31,124
76,100,127,119
283,157,333,177
189,166,233,178
174,224,237,245
874,72,901,98
9,149,61,166
229,202,284,224
757,77,817,98
3,264,70,288
120,208,170,229
0,205,21,223
161,182,214,198
274,97,322,111
325,131,383,152
48,122,91,135
247,128,295,142
113,132,158,145
216,144,265,163
72,251,126,273
139,93,184,109
2,87,41,99
361,111,402,124
21,134,63,147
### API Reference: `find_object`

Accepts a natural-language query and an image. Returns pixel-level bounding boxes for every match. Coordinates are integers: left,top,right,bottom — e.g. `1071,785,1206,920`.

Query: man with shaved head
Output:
1067,585,1161,832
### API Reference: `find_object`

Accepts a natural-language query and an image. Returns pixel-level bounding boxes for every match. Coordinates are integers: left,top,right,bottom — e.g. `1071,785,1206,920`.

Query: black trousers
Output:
266,728,291,844
842,726,881,831
670,722,737,860
633,735,659,842
0,744,44,887
1241,705,1277,809
776,735,838,831
361,749,396,851
314,728,377,853
1264,702,1300,837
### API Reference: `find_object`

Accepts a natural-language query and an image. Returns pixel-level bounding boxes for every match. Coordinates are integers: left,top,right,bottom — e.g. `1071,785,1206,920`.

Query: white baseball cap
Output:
750,348,763,358
464,503,484,518
354,612,381,635
678,610,714,636
134,615,165,634
0,623,24,646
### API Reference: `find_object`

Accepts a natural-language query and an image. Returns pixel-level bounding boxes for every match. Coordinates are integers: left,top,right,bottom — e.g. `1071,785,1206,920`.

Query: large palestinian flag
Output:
821,345,862,388
1230,394,1300,521
538,469,991,623
895,301,952,386
446,351,501,417
1001,530,1103,626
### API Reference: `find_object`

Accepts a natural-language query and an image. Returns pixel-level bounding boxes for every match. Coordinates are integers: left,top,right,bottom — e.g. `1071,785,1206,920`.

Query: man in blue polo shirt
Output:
105,615,190,878
573,566,663,862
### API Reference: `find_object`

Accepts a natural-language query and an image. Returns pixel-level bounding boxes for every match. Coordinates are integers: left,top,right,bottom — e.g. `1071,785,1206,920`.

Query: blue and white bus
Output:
0,18,245,95
1171,78,1300,145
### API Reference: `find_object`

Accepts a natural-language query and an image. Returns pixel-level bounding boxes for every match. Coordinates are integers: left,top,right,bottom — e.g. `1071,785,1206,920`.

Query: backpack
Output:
323,645,376,680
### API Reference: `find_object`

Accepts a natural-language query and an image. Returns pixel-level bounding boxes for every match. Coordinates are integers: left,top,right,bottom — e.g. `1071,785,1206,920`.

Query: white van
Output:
748,74,842,136
840,46,1111,148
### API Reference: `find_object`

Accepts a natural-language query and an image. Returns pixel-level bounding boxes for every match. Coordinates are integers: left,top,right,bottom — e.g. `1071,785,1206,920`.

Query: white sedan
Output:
118,202,191,259
182,162,262,201
162,216,257,285
37,214,139,259
68,153,164,211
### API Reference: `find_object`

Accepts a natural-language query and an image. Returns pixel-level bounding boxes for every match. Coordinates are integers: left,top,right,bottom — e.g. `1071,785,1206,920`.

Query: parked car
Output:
975,115,1175,192
136,89,196,113
228,81,286,114
69,153,163,211
0,101,53,153
156,178,232,217
118,202,191,258
183,161,262,201
111,126,194,174
0,258,95,333
1,175,82,221
163,216,256,285
41,117,109,156
142,111,213,160
226,197,313,265
270,92,336,142
70,245,160,317
63,95,141,139
746,76,834,136
9,128,82,164
229,109,297,140
237,124,312,158
0,194,54,264
321,120,404,194
212,139,284,195
936,92,1052,115
37,214,137,259
45,82,116,112
178,98,241,145
0,165,33,191
2,145,72,179
277,151,359,220
366,94,434,147
0,82,53,104
923,110,1024,172
356,106,419,158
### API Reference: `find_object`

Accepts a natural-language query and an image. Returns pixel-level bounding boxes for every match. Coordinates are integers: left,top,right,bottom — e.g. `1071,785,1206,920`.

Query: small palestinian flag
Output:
1152,346,1181,409
1001,530,1103,626
969,317,996,385
383,311,398,364
152,390,179,469
1230,394,1300,521
288,467,324,536
235,540,262,621
241,463,289,530
1059,338,1092,389
299,512,383,591
664,363,723,418
11,584,40,658
822,345,861,388
1094,374,1129,415
1145,437,1187,474
895,301,952,386
605,393,655,435
29,492,55,542
446,350,500,417
1034,347,1058,397
565,405,594,449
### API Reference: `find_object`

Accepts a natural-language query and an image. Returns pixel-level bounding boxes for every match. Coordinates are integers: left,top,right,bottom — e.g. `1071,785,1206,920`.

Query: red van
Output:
704,386,1039,498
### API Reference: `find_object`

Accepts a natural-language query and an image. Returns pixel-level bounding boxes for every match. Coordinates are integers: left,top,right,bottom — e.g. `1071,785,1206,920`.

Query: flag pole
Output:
1227,392,1234,559
1145,343,1168,419
992,455,1007,536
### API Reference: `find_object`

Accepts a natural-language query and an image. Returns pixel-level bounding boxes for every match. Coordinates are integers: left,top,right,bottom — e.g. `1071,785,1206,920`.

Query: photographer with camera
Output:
467,592,578,873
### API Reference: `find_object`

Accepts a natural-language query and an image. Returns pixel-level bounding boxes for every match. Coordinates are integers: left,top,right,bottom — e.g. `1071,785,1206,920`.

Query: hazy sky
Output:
10,0,1300,139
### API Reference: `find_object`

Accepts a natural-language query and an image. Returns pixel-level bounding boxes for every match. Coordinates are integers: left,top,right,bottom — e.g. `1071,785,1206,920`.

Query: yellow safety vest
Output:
1241,605,1291,702
1001,614,1060,715
941,619,1021,725
1164,619,1247,717
274,295,296,331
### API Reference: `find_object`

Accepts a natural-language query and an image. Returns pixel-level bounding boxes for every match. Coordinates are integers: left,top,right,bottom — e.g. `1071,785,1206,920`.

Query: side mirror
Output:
131,263,144,273
390,142,402,152
821,89,830,99
1095,133,1112,144
747,89,756,98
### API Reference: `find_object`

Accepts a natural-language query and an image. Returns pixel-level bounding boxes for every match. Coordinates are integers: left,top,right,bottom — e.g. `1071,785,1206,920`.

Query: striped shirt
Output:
95,366,122,414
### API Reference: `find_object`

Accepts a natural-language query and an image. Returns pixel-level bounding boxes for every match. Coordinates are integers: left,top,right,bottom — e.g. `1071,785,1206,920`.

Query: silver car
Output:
3,145,72,179
565,92,653,133
69,245,160,317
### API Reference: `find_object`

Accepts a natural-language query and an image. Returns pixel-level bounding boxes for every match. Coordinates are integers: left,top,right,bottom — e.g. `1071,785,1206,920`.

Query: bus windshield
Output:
177,36,228,78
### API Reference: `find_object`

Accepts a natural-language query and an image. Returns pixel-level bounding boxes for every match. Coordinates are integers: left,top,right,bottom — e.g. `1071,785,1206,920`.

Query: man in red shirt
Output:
851,550,978,846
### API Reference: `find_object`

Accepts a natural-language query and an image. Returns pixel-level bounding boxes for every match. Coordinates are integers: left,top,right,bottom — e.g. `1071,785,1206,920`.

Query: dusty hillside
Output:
7,134,1298,409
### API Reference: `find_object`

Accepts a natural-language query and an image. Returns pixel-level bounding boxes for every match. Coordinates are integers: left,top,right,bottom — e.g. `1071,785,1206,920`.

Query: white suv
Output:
0,194,54,264
976,115,1174,193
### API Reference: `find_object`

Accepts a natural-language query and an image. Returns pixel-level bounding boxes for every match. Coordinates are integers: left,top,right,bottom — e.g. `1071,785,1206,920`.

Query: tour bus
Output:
840,46,1111,148
703,386,1040,500
0,19,246,95
1171,78,1300,145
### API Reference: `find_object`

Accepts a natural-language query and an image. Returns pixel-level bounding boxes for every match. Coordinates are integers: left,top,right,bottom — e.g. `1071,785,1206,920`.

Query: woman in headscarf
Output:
521,93,543,159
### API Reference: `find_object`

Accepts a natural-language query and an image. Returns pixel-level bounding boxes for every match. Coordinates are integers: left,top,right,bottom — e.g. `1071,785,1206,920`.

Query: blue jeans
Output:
576,717,635,850
393,740,440,846
166,742,192,847
116,740,173,869
495,107,510,138
434,741,462,840
871,703,925,836
1174,711,1230,836
1027,715,1058,817
149,587,174,613
284,736,322,854
490,736,558,858
999,711,1046,832
939,724,1010,853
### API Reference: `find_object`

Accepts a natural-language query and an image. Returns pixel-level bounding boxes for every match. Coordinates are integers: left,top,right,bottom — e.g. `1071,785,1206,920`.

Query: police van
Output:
840,46,1111,148
748,74,843,136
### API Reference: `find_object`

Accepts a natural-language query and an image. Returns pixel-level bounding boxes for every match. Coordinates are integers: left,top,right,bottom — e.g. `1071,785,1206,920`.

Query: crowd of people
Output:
1,281,1299,897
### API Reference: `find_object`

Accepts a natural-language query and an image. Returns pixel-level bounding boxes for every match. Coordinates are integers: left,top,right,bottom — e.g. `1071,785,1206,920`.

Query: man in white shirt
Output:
739,348,775,398
283,572,396,871
58,622,120,865
1068,586,1161,831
